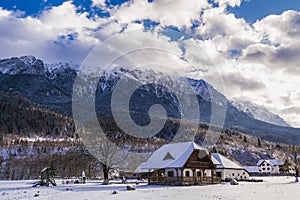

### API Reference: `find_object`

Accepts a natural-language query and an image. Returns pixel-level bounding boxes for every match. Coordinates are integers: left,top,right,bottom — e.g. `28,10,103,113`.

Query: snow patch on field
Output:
0,177,300,200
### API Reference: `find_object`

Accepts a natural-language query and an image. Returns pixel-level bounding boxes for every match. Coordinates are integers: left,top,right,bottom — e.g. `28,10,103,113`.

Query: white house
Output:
257,159,284,174
208,153,250,181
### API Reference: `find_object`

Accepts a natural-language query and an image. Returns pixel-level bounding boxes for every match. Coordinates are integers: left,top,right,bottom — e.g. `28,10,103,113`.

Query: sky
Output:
0,0,300,127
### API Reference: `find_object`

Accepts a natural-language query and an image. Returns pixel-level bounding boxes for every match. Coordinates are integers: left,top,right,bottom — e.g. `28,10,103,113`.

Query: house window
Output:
267,168,270,170
185,171,190,177
267,164,270,166
262,168,265,170
167,171,174,177
197,171,201,177
238,173,240,176
243,172,245,175
232,173,235,176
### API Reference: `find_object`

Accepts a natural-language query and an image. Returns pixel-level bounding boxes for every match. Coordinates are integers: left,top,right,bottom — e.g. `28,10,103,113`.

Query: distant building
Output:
257,159,285,174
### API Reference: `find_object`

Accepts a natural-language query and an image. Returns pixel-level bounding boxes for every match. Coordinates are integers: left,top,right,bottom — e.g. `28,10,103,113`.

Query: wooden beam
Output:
181,167,184,184
192,169,196,183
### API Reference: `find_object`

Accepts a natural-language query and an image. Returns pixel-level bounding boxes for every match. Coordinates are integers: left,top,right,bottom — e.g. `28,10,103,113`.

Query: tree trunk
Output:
102,164,110,185
295,167,299,182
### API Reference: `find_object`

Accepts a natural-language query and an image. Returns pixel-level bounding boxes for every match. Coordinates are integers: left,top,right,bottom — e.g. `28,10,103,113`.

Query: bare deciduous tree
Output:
80,129,129,184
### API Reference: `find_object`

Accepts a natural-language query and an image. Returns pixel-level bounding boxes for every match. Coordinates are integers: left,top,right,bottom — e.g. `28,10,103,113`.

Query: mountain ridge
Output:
231,100,291,127
0,55,299,145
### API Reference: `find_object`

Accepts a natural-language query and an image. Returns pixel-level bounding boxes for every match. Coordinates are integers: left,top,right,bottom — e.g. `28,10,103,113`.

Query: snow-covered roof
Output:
134,162,154,173
212,153,244,169
257,159,284,166
140,142,210,169
244,166,260,173
211,155,221,165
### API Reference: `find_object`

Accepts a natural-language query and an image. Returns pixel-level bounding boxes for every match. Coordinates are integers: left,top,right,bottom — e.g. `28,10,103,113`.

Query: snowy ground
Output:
1,177,300,200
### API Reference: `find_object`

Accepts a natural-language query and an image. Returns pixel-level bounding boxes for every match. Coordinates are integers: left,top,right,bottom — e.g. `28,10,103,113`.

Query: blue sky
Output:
0,0,127,17
229,0,300,23
1,0,300,23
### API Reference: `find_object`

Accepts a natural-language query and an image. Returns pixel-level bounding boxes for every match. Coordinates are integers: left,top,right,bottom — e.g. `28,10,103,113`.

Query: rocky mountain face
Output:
0,56,300,145
231,100,291,127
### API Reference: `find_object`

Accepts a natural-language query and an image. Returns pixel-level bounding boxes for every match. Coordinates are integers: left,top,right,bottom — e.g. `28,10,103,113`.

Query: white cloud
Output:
0,2,112,63
253,10,300,45
111,0,210,28
92,0,106,7
195,7,261,52
214,0,243,7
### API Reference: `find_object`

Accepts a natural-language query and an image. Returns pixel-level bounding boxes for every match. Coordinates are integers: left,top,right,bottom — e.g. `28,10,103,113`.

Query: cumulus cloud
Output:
195,6,261,52
240,10,300,74
111,0,210,28
214,0,243,7
92,0,106,7
253,10,300,44
0,2,112,63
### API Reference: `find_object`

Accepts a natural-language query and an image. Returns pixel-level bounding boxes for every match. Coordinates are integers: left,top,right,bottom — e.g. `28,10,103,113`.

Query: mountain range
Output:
231,100,291,127
0,56,299,145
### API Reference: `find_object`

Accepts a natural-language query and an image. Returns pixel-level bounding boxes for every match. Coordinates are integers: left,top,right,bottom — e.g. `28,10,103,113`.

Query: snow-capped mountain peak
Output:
230,100,291,127
0,55,45,75
0,56,79,77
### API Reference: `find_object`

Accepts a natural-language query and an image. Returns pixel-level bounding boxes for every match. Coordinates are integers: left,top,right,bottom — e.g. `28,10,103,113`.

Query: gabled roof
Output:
134,162,153,173
140,142,210,169
257,159,285,166
212,153,244,170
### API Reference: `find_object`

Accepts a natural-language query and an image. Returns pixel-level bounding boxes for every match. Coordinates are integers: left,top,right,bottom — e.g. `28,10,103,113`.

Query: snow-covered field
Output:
1,177,300,200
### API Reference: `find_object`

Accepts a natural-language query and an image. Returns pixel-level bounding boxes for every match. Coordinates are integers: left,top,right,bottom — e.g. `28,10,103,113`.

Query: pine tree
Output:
243,136,247,143
258,137,262,147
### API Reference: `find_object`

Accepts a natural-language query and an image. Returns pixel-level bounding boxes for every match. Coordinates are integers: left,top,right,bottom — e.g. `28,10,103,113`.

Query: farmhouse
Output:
211,153,250,181
136,142,250,184
257,159,285,174
137,141,221,185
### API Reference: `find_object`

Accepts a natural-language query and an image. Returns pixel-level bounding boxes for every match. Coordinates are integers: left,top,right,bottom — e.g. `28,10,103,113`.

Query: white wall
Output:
205,169,249,180
259,161,280,174
219,169,249,180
